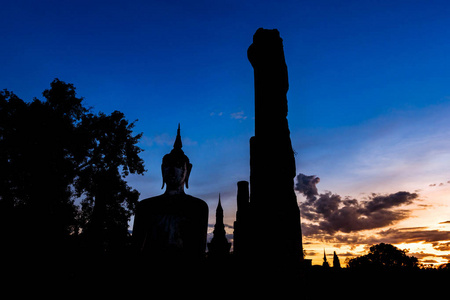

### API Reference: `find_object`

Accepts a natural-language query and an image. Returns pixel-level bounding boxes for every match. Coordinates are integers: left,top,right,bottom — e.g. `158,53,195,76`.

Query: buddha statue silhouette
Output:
132,125,209,263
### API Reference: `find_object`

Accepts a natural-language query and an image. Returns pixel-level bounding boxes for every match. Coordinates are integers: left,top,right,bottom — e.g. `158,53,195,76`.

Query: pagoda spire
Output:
207,194,231,260
173,123,182,150
333,251,341,269
322,249,330,268
217,193,223,214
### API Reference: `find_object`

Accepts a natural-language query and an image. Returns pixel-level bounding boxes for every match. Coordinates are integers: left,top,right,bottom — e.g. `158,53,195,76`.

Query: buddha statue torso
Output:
133,193,208,259
132,125,209,263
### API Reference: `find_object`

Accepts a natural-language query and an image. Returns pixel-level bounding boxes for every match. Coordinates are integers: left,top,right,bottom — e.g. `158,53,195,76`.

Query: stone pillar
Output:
247,28,303,266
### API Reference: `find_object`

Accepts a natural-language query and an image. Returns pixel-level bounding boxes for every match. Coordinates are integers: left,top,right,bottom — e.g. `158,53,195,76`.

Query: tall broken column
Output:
247,28,303,266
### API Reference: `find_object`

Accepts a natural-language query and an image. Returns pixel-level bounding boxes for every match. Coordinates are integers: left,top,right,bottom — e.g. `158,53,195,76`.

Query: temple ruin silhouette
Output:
323,250,330,268
232,28,304,267
132,28,303,268
207,194,231,259
333,251,342,268
132,125,209,264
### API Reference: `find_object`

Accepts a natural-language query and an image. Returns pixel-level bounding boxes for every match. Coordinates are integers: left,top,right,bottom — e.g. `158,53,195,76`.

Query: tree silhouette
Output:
346,243,419,270
74,110,145,253
1,83,84,257
0,79,145,259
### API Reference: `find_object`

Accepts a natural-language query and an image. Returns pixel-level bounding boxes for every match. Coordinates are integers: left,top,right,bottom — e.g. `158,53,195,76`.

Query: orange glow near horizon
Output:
219,182,450,267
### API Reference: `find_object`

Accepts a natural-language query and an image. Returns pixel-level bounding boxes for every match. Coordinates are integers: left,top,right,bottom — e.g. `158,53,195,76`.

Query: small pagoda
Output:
207,194,231,259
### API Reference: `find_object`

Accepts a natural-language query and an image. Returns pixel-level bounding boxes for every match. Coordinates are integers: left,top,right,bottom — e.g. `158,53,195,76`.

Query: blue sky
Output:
3,0,450,264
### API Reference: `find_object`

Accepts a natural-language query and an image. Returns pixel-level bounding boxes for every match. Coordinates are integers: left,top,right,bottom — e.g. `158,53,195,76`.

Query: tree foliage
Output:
0,79,145,256
346,243,419,270
75,110,145,252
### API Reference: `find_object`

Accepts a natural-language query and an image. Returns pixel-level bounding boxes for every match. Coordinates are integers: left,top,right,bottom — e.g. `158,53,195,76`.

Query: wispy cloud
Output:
208,223,234,229
376,227,450,245
429,181,450,187
305,227,450,254
230,111,247,120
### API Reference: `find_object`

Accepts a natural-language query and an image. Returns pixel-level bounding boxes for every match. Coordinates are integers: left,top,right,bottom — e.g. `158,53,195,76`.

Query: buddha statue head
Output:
161,124,192,194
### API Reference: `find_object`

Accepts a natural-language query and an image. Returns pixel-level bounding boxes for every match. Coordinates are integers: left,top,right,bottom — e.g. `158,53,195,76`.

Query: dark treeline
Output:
0,79,145,271
1,80,449,295
346,243,419,270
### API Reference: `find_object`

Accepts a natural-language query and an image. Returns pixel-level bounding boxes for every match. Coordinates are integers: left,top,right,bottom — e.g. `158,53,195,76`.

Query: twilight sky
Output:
2,0,450,265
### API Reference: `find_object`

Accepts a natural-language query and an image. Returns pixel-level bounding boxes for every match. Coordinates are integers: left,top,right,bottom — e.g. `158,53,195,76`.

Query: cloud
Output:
421,259,439,264
296,172,450,262
377,227,450,245
337,251,358,257
208,223,234,229
429,180,450,187
230,111,247,120
296,173,419,235
363,191,416,212
409,251,438,259
304,230,373,250
295,173,320,202
433,241,450,251
225,224,234,230
305,225,450,253
300,191,418,235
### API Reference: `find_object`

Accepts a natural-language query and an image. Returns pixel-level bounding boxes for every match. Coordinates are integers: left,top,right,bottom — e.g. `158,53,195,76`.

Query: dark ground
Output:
5,254,449,299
